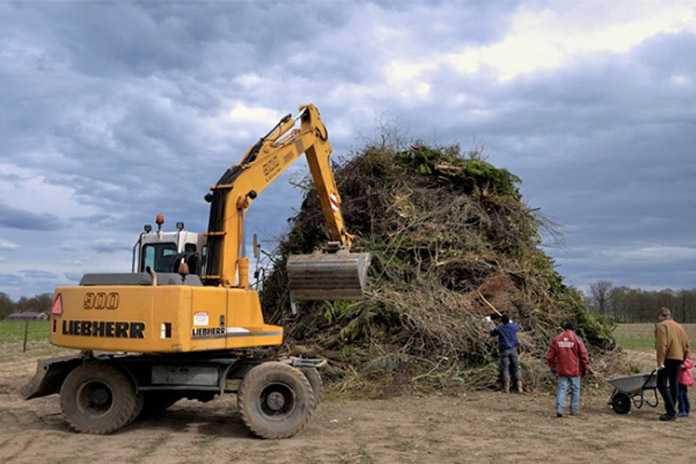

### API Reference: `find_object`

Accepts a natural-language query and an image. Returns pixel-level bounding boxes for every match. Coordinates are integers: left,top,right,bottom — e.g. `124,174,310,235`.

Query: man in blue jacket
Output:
490,314,523,393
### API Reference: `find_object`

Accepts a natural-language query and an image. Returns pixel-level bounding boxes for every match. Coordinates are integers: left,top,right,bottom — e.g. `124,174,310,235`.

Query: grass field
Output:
0,320,68,361
0,320,50,343
613,323,696,351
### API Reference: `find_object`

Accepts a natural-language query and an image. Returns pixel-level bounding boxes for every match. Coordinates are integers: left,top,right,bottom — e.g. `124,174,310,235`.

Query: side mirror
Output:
253,234,259,259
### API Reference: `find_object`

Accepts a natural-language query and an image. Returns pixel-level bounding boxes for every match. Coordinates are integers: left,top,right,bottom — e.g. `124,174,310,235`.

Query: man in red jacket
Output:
547,321,589,417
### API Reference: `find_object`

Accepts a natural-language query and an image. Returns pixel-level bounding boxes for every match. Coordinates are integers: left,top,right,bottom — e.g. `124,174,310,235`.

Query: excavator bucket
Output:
286,251,371,300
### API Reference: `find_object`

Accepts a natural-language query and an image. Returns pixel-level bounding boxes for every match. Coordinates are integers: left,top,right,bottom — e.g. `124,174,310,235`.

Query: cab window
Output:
141,243,177,273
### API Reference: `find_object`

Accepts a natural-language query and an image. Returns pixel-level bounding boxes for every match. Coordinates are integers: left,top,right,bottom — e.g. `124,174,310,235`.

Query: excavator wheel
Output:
60,361,141,434
237,361,315,439
300,367,323,408
128,390,145,425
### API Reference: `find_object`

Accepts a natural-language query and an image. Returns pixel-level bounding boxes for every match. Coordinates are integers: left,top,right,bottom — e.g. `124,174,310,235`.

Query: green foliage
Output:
457,160,522,199
542,269,615,351
394,144,521,199
340,308,371,341
322,301,373,341
396,144,455,174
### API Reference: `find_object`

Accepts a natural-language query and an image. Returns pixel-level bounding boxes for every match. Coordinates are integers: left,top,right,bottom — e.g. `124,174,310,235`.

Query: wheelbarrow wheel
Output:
612,393,631,414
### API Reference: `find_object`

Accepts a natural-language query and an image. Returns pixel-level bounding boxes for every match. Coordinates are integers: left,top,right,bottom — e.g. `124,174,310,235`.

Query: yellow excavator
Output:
21,104,370,439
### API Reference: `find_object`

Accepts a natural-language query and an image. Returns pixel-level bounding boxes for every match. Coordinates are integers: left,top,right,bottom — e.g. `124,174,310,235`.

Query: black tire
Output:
612,393,631,414
128,390,145,424
60,361,140,434
237,361,315,439
300,367,323,407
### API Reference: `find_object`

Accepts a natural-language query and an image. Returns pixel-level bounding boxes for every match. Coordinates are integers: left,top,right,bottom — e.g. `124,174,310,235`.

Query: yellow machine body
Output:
47,104,366,355
49,285,282,353
23,104,369,440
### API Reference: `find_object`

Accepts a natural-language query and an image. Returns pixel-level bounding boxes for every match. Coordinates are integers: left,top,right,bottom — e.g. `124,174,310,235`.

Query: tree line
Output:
584,281,696,323
0,293,52,320
3,284,694,324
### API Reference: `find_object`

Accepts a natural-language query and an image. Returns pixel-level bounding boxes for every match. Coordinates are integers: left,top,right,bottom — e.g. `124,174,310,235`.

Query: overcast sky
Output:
1,0,695,300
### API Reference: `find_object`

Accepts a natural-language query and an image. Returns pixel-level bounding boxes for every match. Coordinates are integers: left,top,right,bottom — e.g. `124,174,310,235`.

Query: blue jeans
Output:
678,385,690,415
556,376,581,414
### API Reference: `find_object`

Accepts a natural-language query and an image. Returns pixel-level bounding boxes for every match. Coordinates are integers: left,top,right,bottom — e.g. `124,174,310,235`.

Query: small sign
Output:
194,311,209,327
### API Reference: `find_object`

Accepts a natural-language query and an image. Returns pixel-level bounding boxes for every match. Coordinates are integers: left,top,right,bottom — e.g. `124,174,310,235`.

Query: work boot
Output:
516,380,524,393
503,381,510,393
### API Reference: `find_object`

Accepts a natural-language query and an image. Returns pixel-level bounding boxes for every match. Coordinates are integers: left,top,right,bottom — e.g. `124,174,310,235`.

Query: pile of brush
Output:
261,141,617,394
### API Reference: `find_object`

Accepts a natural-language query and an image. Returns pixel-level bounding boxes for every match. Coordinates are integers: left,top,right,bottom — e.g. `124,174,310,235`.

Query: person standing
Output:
546,321,589,417
677,354,693,417
655,307,690,421
489,314,523,393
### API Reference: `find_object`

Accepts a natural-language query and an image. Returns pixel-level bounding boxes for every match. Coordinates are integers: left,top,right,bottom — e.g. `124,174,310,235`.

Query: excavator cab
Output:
133,215,206,276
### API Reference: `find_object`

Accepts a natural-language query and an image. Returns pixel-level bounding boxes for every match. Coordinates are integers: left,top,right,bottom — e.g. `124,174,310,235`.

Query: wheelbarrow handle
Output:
637,369,659,408
643,368,658,388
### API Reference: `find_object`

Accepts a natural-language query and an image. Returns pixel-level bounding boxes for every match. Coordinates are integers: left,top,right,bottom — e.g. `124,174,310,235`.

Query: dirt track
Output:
2,353,695,464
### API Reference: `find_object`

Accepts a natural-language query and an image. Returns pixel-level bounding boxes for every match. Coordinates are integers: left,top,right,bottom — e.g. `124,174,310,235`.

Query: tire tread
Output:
237,361,315,439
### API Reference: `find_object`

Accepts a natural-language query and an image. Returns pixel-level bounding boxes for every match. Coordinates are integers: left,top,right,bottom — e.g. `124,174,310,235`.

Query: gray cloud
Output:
0,203,62,231
0,273,23,287
89,239,132,254
19,270,58,280
0,240,19,251
64,272,83,283
0,1,694,300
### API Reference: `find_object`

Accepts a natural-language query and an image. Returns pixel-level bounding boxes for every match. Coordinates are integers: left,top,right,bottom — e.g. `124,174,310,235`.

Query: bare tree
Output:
588,280,615,316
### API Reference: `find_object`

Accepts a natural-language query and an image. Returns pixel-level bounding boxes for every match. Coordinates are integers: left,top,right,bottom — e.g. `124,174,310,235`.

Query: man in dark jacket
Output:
489,314,522,393
547,321,589,417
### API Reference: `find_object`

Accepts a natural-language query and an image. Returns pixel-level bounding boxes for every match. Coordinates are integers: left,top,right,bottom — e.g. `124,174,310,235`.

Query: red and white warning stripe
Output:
329,193,340,212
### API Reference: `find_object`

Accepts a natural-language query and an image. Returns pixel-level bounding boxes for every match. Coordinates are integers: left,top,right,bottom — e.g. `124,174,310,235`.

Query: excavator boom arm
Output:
203,104,356,289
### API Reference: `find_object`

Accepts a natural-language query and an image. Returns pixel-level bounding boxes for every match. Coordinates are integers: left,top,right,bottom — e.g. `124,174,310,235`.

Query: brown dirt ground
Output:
2,351,694,464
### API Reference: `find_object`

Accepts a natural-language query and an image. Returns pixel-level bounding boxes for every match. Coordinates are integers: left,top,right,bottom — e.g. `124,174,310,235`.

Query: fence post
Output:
23,320,29,352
